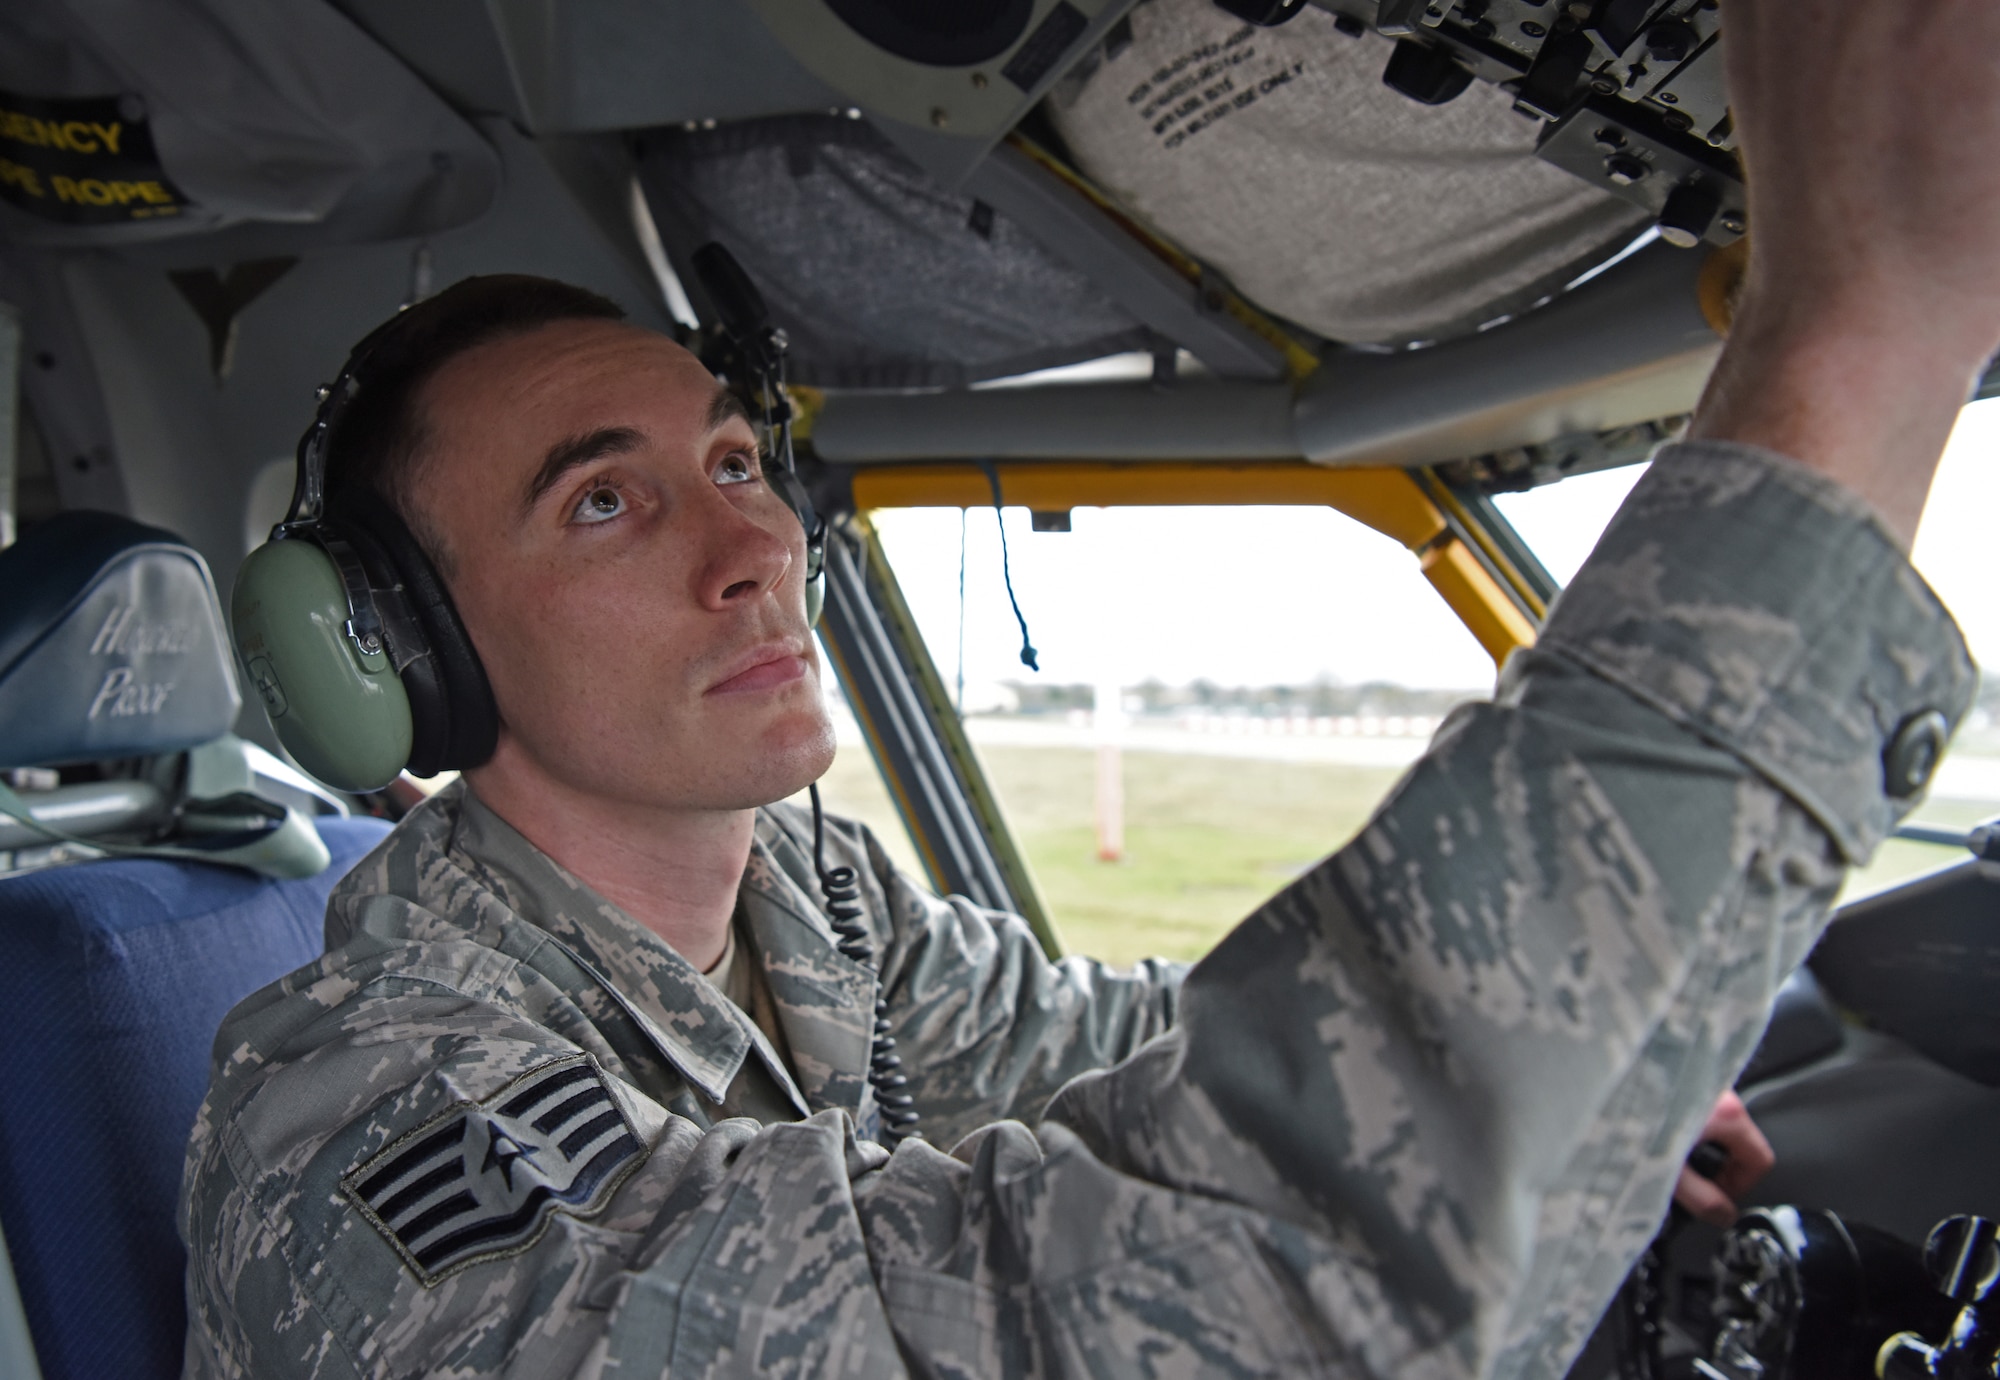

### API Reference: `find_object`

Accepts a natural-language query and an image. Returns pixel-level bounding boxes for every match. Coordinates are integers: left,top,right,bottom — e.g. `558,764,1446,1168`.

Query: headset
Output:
231,252,826,796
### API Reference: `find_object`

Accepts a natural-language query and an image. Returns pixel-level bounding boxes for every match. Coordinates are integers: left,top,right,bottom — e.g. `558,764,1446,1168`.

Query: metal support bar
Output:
1442,485,1563,609
0,780,168,851
964,143,1288,382
1294,242,1720,468
810,242,1717,468
817,515,1062,956
1416,536,1539,667
1893,823,1971,849
812,381,1299,463
1411,469,1551,621
1000,138,1321,379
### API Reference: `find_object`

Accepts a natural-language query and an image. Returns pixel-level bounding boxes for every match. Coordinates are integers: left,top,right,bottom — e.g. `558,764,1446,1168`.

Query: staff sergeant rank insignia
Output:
341,1056,645,1285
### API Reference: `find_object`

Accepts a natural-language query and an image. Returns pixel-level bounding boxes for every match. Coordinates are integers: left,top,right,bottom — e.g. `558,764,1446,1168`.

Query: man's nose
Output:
694,498,794,610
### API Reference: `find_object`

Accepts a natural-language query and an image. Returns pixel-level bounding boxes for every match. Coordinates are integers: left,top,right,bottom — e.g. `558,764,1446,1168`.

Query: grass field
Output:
811,742,1994,968
815,745,1399,966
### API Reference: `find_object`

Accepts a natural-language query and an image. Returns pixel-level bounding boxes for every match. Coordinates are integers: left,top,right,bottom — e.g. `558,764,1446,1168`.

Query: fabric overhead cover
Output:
638,115,1155,390
0,0,498,249
1047,0,1650,346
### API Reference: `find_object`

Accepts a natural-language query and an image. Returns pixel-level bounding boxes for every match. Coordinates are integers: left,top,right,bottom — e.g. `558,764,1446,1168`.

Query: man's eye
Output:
571,486,626,525
716,452,758,486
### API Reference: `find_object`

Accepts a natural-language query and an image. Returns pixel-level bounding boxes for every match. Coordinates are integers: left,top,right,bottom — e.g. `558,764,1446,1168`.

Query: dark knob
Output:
1382,37,1474,105
1924,1217,2000,1306
1643,20,1696,63
1658,181,1721,248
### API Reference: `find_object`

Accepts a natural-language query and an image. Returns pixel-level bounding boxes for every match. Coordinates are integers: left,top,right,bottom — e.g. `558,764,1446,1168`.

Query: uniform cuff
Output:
1529,439,1977,863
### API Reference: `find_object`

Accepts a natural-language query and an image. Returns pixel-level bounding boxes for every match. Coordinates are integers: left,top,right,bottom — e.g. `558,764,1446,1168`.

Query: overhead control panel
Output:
1245,0,1741,247
741,0,1139,184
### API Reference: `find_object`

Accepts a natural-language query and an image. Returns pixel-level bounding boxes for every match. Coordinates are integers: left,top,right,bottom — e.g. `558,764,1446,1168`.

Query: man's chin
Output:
724,707,838,810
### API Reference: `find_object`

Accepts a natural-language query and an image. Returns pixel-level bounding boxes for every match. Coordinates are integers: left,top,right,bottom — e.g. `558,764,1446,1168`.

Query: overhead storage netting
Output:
0,0,497,250
638,115,1156,391
1047,0,1650,346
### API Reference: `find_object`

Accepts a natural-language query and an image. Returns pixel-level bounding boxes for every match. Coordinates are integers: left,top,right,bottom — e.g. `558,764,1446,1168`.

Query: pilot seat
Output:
0,511,391,1380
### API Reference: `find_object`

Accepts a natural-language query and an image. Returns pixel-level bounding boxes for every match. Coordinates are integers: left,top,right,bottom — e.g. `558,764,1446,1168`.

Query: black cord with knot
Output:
809,784,920,1145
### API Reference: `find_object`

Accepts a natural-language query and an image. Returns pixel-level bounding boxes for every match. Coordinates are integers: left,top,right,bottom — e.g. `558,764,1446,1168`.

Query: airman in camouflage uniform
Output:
179,440,1974,1378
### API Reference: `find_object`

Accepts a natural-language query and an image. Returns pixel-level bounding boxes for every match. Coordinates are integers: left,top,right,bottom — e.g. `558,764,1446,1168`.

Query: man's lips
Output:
706,643,810,695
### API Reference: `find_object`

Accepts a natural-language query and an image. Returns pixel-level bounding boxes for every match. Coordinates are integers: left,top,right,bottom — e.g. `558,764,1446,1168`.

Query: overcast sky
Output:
871,398,2000,696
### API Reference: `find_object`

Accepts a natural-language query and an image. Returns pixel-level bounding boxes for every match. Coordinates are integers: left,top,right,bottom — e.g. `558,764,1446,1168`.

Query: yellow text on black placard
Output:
0,91,193,226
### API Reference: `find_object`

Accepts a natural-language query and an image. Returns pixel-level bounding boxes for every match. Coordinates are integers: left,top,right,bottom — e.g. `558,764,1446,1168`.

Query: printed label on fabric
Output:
1109,25,1307,152
342,1056,646,1285
0,91,193,225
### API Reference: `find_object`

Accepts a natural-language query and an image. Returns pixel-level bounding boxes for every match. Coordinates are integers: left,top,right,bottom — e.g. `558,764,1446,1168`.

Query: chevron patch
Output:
342,1056,645,1284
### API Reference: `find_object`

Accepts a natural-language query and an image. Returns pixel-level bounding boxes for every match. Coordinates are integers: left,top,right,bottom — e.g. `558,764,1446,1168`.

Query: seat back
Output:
0,511,243,773
0,512,393,1379
0,820,388,1380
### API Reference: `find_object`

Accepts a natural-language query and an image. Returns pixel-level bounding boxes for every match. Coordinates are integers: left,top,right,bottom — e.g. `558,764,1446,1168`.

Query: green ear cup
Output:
232,538,412,793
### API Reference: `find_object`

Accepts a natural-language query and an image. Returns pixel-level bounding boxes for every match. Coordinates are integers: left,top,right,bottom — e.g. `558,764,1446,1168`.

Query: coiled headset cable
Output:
810,783,920,1145
693,241,920,1148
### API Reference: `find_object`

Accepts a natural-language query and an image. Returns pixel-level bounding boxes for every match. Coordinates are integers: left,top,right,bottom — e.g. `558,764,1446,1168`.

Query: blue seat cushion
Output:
0,815,390,1380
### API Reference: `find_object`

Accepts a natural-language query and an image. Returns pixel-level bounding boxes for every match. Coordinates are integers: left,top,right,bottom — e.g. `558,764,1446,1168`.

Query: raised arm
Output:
1689,0,2000,544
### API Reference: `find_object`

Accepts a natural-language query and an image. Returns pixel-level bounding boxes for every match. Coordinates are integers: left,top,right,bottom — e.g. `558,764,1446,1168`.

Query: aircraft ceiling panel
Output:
330,0,846,136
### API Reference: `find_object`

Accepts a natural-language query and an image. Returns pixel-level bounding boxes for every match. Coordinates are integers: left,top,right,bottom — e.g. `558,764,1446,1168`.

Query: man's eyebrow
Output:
707,386,752,434
522,426,645,513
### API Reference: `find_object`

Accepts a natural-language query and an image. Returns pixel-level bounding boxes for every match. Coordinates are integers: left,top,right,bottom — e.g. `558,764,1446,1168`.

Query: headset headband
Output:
281,308,413,535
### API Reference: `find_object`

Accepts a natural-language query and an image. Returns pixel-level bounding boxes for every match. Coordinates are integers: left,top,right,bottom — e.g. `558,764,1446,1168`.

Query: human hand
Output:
1672,1090,1775,1228
1688,0,2000,545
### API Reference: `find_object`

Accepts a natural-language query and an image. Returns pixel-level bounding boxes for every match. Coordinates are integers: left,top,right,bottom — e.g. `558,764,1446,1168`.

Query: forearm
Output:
1686,0,2000,547
1688,298,1980,548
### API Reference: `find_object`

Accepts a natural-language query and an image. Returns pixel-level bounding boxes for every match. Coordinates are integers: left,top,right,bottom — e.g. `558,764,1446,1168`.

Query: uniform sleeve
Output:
185,441,1975,1380
976,440,1978,1377
858,824,1187,1144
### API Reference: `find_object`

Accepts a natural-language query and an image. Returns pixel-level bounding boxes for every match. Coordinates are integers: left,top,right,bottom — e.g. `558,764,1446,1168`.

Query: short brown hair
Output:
324,275,627,567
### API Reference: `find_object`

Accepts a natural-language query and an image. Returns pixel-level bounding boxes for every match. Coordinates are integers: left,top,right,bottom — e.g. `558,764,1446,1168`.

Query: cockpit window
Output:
815,503,1491,964
1491,464,1648,586
1843,398,2000,897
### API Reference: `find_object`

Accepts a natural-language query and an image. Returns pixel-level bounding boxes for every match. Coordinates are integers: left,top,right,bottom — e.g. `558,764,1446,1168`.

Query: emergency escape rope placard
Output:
0,91,193,225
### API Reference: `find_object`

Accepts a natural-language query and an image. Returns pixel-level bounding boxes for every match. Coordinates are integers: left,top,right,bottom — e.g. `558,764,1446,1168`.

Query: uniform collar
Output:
740,809,879,1121
446,786,875,1123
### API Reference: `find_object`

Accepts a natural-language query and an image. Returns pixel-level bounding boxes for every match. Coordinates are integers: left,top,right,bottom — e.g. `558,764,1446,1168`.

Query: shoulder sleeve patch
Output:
341,1055,647,1285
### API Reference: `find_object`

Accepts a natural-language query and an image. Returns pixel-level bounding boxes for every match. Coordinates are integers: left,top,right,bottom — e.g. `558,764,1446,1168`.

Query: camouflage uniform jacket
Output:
181,442,1975,1380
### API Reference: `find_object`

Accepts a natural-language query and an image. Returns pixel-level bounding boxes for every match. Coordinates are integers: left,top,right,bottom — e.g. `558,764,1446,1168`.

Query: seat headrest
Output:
0,512,241,769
